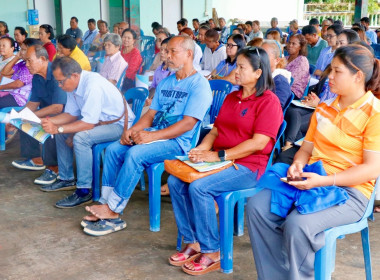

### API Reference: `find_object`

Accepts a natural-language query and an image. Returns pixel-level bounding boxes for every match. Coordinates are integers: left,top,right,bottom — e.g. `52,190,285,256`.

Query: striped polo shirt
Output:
304,91,380,199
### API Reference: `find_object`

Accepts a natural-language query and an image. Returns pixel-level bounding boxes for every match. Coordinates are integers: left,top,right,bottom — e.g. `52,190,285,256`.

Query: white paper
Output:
9,107,41,124
291,100,315,110
0,77,14,86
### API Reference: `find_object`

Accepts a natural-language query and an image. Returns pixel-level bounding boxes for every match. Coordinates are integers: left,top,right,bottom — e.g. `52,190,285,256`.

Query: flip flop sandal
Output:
182,254,221,276
83,218,126,236
168,245,201,267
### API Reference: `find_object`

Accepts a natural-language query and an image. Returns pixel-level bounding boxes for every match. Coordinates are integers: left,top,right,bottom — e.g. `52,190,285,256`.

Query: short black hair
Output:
245,21,253,27
161,37,171,46
57,34,76,51
327,24,343,35
177,19,186,26
309,18,319,26
15,26,28,37
40,24,55,40
0,36,15,49
52,56,82,77
302,25,317,36
192,18,199,23
23,38,43,47
360,17,370,24
71,16,78,23
205,29,219,42
180,18,188,25
151,22,160,29
237,47,274,96
88,18,96,24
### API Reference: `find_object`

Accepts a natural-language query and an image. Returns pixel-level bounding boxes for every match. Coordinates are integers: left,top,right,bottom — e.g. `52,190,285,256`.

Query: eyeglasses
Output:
325,34,336,39
226,43,238,48
57,77,69,86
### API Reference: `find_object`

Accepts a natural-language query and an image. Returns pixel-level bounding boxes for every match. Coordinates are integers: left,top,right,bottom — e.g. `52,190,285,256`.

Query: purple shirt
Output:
285,55,310,99
150,63,174,89
10,61,33,106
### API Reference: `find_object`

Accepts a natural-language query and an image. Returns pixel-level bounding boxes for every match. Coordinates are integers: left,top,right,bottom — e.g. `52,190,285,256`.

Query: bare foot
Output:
85,204,119,220
83,214,99,222
170,243,200,261
183,252,220,270
161,183,170,195
374,206,380,213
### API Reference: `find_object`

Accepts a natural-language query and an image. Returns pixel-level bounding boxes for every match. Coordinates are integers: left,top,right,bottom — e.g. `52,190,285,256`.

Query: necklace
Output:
176,67,195,82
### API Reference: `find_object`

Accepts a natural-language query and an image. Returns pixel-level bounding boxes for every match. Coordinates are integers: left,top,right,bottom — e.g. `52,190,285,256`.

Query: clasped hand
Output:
120,129,155,145
188,148,220,163
41,118,58,134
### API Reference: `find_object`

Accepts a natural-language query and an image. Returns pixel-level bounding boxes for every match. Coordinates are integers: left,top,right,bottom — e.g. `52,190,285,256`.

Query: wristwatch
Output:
57,126,64,133
218,150,227,161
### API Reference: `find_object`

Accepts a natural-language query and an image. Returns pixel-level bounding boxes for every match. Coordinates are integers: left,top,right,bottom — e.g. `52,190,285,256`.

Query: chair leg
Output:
217,194,235,274
0,123,6,151
331,240,337,273
147,163,165,232
234,198,245,236
140,172,146,191
315,236,335,280
361,227,373,280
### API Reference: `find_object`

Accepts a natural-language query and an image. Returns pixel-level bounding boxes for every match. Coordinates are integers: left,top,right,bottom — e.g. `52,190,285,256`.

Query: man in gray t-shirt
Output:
65,16,83,45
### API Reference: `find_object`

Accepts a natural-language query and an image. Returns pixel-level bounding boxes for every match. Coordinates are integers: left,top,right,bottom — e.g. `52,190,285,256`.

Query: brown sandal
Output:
182,254,221,275
169,245,201,266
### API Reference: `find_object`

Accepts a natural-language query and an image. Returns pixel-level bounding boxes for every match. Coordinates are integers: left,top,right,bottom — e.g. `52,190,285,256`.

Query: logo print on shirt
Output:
241,108,248,117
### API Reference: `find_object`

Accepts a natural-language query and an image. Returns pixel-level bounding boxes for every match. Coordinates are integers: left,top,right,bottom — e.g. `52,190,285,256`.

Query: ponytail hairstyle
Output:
334,44,380,97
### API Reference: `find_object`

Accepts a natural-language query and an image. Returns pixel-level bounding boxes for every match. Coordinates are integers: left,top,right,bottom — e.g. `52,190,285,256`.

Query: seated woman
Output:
313,24,343,77
285,34,310,99
99,33,128,85
282,65,336,151
337,29,360,47
167,47,283,276
261,39,293,110
120,28,142,92
286,20,301,43
235,24,250,42
0,38,41,141
267,30,282,43
13,27,27,52
88,20,109,57
0,21,9,38
247,44,380,280
207,34,245,92
0,37,15,71
148,30,169,72
56,34,91,71
39,24,56,62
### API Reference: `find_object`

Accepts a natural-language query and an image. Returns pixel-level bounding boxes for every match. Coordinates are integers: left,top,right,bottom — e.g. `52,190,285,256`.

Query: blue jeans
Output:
100,139,184,213
168,164,258,253
56,123,123,189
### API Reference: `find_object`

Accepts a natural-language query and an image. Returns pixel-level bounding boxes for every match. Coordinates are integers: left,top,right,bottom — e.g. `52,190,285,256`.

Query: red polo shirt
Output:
213,89,283,177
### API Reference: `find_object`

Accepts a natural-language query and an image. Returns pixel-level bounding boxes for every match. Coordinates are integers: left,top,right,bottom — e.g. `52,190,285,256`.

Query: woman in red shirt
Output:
120,28,142,92
39,24,56,62
167,47,283,276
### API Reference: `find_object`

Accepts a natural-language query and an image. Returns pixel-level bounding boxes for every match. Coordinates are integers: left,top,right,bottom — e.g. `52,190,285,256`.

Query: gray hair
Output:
52,56,82,77
176,35,195,56
271,17,278,23
33,45,49,60
104,33,122,47
262,39,282,58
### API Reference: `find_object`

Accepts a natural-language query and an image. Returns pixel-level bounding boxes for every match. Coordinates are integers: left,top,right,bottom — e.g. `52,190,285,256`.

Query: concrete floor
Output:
1,135,380,280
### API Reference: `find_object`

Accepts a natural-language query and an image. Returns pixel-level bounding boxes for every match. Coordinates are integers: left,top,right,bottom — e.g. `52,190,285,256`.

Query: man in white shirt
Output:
201,29,227,72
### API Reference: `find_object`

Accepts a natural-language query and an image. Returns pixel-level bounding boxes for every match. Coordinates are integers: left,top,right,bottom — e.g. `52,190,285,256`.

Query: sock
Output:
76,188,90,197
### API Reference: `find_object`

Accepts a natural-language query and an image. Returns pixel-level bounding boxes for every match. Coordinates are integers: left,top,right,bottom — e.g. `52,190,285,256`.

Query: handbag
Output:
164,159,236,183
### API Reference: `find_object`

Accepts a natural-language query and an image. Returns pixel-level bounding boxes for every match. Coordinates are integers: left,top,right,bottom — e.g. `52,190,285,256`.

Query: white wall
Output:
212,0,306,28
34,0,56,30
101,0,110,24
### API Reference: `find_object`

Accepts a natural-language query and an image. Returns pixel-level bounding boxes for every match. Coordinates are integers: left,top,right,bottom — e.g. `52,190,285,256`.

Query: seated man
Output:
82,36,213,236
11,45,67,185
265,17,283,38
40,57,135,208
302,25,328,66
80,18,99,47
201,29,227,72
56,35,91,71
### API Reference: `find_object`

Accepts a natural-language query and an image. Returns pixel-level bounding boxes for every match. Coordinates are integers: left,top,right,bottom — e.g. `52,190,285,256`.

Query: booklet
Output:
176,155,232,173
291,100,315,110
0,76,15,91
9,108,51,144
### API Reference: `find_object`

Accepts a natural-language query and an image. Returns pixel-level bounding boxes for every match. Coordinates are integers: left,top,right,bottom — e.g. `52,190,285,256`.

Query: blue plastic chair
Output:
208,80,233,124
290,76,294,86
282,92,295,117
371,44,380,59
91,87,149,201
314,178,378,280
139,35,156,73
176,120,287,273
0,106,24,150
147,125,201,232
116,66,129,91
309,64,316,75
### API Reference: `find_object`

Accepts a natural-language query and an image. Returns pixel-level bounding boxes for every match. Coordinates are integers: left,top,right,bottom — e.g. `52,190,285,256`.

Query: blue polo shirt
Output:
30,62,67,108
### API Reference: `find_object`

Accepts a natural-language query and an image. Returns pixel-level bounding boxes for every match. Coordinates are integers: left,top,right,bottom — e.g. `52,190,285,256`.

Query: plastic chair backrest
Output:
124,87,149,125
371,44,380,59
309,64,316,75
81,43,91,55
116,65,129,91
266,120,287,170
290,76,294,86
302,79,311,98
282,92,294,116
209,80,233,124
359,178,378,222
